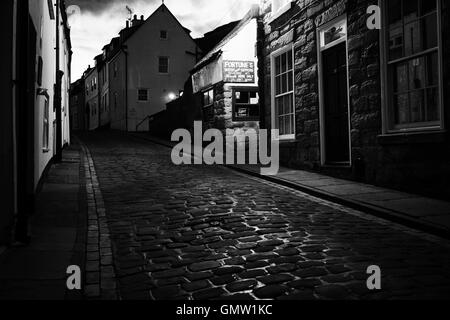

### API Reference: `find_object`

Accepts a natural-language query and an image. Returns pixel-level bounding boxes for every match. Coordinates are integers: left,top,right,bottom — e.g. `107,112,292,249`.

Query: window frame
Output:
202,87,215,120
137,88,149,102
158,56,170,74
37,56,43,86
231,87,260,122
380,0,445,134
160,30,168,40
270,44,296,141
42,98,50,152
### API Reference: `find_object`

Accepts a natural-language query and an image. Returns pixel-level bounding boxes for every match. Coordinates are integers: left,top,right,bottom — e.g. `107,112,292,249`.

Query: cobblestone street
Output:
81,132,450,300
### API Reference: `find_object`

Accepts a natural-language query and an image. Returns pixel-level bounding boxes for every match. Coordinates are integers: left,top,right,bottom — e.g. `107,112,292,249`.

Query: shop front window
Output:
385,0,442,131
232,87,260,122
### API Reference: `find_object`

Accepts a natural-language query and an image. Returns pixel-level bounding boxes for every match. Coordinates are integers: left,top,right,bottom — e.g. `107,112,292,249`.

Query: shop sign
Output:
223,60,255,84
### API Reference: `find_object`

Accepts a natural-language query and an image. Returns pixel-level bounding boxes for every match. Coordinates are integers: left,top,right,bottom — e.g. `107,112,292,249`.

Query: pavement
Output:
131,133,450,239
0,141,86,300
1,131,449,300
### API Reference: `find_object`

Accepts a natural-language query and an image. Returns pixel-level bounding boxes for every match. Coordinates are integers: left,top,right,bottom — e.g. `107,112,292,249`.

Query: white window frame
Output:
316,15,352,166
380,0,445,134
270,44,296,141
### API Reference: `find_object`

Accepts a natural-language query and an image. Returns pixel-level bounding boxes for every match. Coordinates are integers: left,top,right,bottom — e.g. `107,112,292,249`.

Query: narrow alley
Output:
78,131,450,300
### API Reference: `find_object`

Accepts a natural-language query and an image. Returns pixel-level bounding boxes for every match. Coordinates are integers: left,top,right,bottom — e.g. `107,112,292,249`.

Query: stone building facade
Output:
191,6,262,138
260,0,450,198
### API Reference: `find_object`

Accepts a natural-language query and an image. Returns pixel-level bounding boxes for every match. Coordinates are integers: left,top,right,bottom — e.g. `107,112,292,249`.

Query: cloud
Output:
67,0,258,80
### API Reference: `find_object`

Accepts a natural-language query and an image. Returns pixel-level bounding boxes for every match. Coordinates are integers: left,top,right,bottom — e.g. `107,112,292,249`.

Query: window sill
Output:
322,162,352,169
42,148,50,154
277,137,296,144
377,130,447,145
268,1,294,24
232,118,260,122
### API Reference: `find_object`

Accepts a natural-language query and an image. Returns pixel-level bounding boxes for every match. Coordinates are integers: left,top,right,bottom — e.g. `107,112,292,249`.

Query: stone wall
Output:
260,0,450,199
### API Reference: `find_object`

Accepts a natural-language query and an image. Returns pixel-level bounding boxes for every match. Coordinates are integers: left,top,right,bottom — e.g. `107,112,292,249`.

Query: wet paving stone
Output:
254,285,289,299
188,261,221,272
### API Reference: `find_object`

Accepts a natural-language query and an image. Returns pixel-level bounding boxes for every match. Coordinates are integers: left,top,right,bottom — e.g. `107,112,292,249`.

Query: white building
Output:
0,0,71,244
108,4,201,132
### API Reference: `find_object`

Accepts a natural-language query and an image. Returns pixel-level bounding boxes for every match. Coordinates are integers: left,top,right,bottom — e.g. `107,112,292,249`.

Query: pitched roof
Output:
195,20,240,53
193,5,259,72
121,3,196,45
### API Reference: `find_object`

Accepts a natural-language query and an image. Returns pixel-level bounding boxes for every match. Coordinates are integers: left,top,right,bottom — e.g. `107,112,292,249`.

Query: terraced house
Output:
0,0,72,244
260,0,450,198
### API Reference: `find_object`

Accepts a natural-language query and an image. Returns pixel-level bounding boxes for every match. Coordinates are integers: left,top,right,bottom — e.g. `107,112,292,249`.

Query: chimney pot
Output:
134,14,137,20
141,15,144,21
126,21,129,28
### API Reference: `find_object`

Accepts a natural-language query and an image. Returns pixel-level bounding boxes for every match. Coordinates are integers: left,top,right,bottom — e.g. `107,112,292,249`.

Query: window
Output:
160,30,168,40
202,88,214,120
271,0,292,18
37,56,43,86
43,98,49,151
114,62,118,78
47,0,55,20
232,87,260,121
384,0,442,131
203,88,214,107
138,89,149,102
159,56,169,74
271,46,295,139
319,19,347,49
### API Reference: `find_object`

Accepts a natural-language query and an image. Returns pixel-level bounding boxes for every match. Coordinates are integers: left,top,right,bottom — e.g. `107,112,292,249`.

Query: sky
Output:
66,0,259,80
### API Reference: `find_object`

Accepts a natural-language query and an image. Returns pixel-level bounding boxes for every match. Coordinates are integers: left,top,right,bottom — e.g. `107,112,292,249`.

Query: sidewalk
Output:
130,132,450,239
0,142,86,300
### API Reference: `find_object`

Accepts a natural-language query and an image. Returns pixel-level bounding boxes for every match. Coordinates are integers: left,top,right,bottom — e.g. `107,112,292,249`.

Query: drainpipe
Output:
54,0,62,162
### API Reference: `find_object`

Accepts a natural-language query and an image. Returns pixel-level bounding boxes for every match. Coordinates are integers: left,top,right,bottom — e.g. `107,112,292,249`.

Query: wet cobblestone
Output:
82,133,450,300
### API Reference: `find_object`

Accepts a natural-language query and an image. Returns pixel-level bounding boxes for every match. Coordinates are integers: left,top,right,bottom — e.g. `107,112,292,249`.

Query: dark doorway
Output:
322,41,350,164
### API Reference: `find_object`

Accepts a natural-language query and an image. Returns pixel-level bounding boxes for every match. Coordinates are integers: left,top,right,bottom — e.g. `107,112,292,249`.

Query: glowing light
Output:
168,92,177,101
